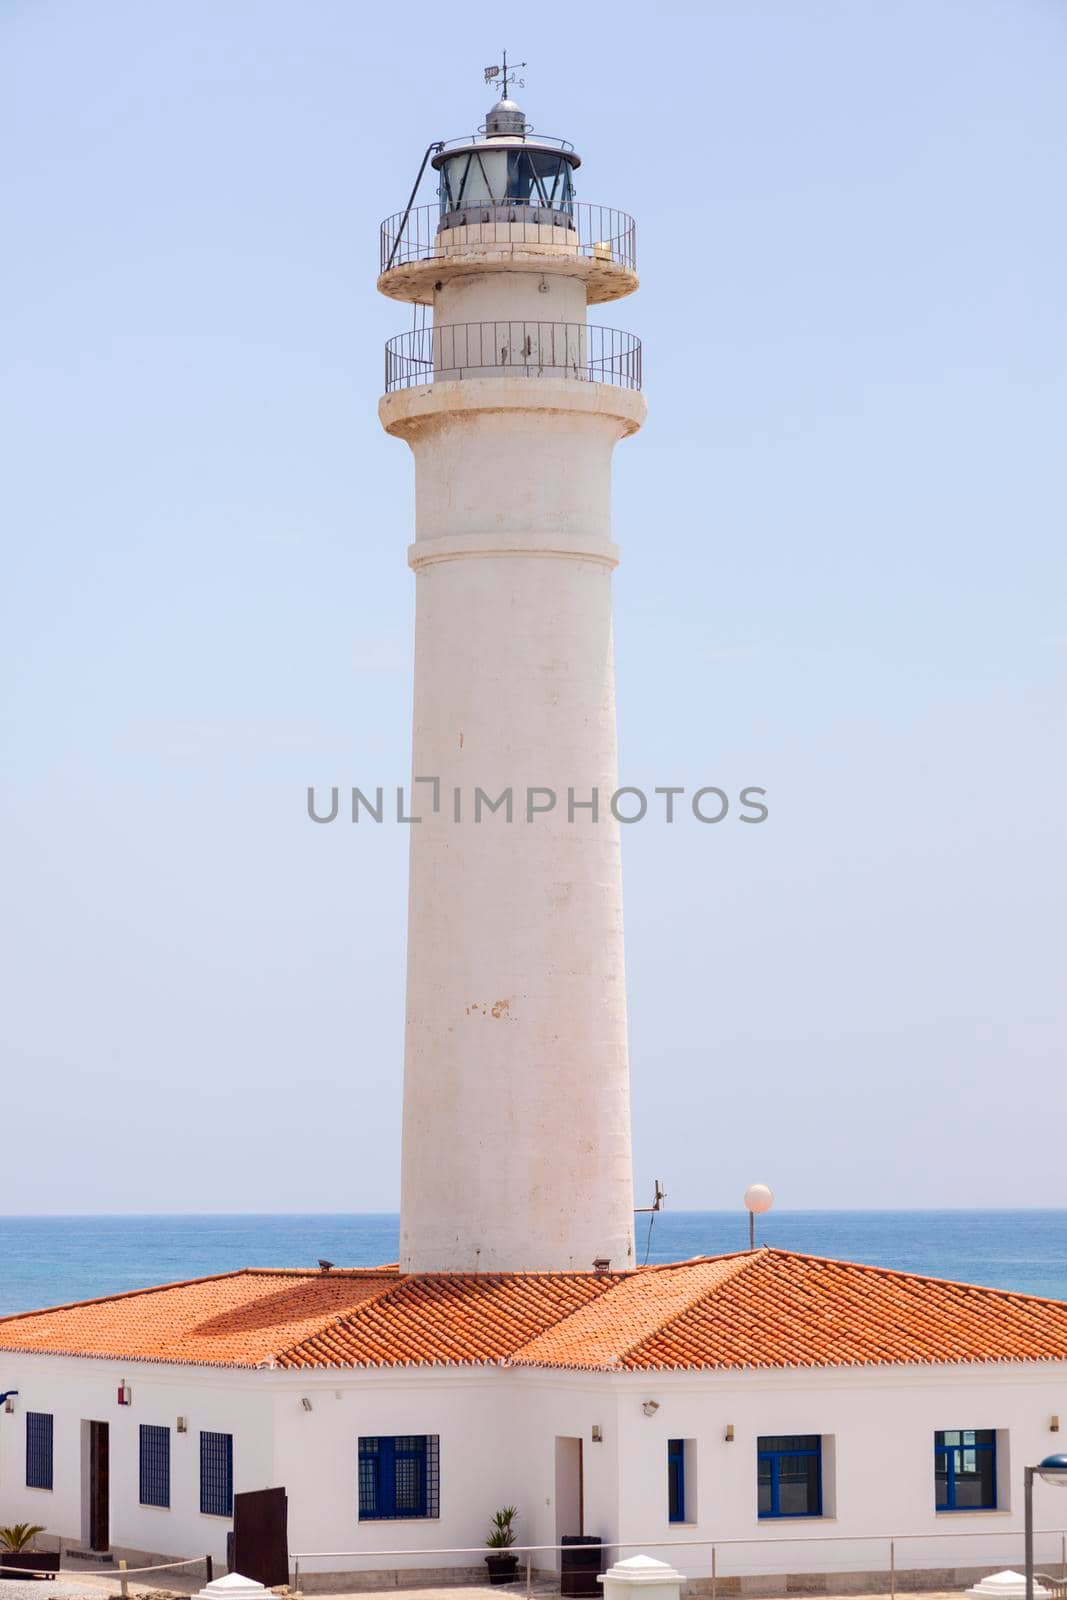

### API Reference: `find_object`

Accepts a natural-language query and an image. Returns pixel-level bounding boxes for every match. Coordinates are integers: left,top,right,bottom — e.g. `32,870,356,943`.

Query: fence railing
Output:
436,132,577,156
384,321,642,394
0,1554,212,1587
293,1529,1067,1600
380,201,637,275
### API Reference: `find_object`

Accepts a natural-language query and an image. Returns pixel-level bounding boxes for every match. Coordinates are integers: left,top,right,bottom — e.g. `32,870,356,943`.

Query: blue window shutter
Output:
140,1425,171,1508
200,1431,233,1516
26,1412,54,1491
359,1435,438,1520
359,1437,380,1517
668,1440,685,1522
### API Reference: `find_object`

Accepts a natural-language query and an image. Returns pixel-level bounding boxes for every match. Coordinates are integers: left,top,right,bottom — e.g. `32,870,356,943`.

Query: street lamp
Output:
743,1184,774,1251
1024,1454,1067,1600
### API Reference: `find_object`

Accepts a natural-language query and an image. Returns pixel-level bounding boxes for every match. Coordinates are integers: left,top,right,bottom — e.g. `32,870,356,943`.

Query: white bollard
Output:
599,1554,687,1600
966,1574,1051,1600
192,1575,271,1600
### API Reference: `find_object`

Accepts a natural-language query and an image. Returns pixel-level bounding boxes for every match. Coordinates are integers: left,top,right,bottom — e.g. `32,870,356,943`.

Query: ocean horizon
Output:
1,1209,1066,1318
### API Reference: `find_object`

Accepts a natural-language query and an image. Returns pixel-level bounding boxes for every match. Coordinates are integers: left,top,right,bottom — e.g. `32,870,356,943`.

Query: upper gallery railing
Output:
384,320,642,393
380,201,637,275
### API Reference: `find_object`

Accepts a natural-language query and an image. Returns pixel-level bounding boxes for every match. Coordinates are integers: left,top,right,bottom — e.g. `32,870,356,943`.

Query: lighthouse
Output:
378,78,645,1273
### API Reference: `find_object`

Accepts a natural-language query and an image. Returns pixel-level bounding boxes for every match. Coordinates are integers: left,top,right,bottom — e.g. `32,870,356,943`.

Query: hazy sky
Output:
2,0,1064,1215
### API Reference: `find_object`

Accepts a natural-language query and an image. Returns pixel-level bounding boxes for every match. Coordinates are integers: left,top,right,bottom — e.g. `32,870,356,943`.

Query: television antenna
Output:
484,51,527,98
636,1178,666,1266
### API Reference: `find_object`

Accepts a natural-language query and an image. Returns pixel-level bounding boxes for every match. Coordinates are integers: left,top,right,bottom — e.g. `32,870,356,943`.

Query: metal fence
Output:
293,1529,1067,1600
380,201,637,275
384,321,642,393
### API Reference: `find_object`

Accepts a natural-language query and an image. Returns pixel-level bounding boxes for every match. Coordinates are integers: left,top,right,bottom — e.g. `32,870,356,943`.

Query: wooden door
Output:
233,1486,288,1587
89,1421,109,1551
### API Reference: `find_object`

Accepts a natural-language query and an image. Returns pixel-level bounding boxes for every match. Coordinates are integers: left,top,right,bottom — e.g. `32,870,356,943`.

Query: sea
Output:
1,1210,1066,1318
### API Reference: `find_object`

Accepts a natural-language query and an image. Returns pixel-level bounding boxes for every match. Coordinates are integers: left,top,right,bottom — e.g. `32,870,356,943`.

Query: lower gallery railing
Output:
293,1528,1067,1598
384,321,642,393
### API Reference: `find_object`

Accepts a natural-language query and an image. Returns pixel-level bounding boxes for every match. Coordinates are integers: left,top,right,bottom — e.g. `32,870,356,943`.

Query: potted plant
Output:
484,1506,520,1586
0,1525,59,1579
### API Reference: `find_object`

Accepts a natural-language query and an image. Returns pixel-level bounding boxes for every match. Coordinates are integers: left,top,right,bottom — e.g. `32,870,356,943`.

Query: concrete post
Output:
192,1575,270,1600
599,1553,687,1600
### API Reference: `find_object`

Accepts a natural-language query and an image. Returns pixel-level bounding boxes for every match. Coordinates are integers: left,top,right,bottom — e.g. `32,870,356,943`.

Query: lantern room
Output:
433,97,580,232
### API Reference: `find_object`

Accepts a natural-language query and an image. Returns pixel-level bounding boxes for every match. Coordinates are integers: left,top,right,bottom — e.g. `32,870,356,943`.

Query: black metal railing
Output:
384,321,642,393
436,132,576,155
380,201,637,275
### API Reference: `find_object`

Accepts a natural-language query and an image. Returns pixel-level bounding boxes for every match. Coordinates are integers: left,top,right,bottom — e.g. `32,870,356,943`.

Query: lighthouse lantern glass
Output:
439,149,574,217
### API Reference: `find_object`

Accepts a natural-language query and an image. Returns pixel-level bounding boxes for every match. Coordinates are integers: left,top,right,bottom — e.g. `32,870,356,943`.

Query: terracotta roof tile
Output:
1,1250,1066,1373
619,1249,1067,1372
0,1269,399,1368
277,1271,616,1369
512,1255,752,1368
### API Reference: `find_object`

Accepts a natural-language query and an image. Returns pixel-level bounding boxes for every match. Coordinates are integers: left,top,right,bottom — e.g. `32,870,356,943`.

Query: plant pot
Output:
485,1552,520,1586
0,1551,60,1580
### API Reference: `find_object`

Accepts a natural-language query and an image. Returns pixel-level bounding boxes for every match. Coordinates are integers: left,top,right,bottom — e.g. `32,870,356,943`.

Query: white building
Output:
3,81,1066,1596
2,1249,1067,1591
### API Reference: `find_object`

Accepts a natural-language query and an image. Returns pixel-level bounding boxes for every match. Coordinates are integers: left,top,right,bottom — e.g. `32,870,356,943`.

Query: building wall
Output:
0,1354,275,1564
3,1353,1066,1586
512,1370,627,1562
610,1362,1067,1584
274,1367,518,1581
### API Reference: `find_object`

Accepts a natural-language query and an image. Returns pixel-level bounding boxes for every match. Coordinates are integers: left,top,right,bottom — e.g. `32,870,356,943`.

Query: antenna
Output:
743,1183,774,1251
636,1178,666,1266
484,49,527,98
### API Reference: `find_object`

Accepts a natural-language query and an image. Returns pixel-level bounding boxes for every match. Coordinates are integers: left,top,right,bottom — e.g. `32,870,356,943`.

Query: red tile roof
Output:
1,1250,1066,1372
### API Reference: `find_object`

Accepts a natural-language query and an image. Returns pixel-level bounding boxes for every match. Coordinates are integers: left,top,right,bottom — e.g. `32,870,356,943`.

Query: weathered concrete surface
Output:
381,217,644,1273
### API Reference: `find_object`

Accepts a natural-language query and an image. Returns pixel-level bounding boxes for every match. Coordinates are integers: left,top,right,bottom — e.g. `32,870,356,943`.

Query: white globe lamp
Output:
743,1183,774,1250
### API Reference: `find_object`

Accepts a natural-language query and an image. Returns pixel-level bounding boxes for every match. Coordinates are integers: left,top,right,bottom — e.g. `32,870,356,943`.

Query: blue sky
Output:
1,0,1064,1214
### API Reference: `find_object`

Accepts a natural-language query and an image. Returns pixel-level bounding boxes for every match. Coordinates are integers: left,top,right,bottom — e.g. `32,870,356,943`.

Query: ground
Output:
0,1579,969,1600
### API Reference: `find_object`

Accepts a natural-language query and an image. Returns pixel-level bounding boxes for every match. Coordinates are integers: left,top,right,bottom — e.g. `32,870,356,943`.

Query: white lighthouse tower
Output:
378,74,645,1273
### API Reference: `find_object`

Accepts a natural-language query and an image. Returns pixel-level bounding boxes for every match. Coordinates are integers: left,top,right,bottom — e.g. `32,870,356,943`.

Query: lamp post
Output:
1024,1454,1067,1600
743,1184,774,1251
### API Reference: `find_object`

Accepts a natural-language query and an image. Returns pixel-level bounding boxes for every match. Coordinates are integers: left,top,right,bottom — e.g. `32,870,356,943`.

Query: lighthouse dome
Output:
485,97,527,137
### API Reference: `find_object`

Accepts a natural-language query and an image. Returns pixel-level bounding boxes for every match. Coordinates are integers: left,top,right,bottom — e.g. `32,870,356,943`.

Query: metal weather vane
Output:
484,50,527,98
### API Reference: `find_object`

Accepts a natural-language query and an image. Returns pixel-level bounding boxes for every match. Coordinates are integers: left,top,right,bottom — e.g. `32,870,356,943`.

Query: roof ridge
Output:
272,1273,414,1364
748,1247,1067,1310
273,1267,624,1366
241,1266,397,1278
635,1250,752,1275
603,1250,763,1364
0,1267,252,1327
508,1253,763,1370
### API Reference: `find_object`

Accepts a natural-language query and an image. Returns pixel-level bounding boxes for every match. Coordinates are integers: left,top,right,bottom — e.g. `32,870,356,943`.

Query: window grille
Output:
140,1424,170,1508
758,1434,822,1518
935,1429,997,1511
200,1430,233,1516
26,1411,53,1491
358,1434,439,1520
